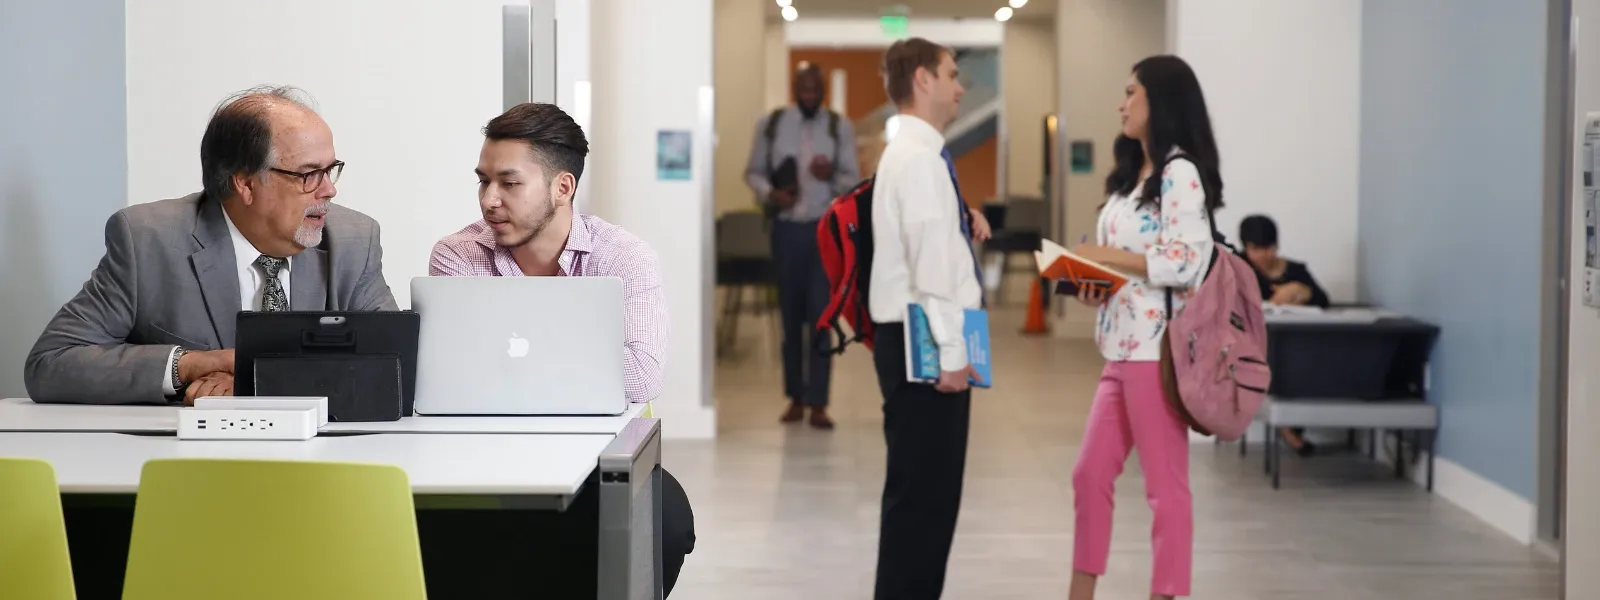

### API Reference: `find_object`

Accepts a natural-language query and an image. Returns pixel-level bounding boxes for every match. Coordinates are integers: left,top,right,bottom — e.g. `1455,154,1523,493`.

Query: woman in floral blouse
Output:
1064,55,1225,600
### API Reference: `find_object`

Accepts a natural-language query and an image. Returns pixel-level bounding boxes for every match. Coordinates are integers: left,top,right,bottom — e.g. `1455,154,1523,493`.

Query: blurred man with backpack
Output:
743,63,860,429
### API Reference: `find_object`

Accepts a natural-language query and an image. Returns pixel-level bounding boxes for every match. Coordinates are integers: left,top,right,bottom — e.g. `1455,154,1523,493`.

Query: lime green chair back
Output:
121,459,425,600
0,458,76,600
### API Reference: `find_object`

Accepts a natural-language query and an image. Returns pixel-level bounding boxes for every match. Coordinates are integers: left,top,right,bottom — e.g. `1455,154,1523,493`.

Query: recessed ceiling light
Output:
1009,0,1028,8
994,6,1013,22
782,5,798,21
776,0,792,7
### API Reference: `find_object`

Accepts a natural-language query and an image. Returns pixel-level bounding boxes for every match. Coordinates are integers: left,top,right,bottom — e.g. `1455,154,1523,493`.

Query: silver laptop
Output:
410,276,628,416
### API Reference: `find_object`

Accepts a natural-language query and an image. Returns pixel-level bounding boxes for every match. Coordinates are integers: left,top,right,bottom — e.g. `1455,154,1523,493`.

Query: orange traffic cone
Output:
1022,277,1050,335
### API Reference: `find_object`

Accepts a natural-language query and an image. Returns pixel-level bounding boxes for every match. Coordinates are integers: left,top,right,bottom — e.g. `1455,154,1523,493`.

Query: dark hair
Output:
484,102,590,185
199,85,317,202
1238,215,1278,247
881,37,950,107
1104,55,1224,212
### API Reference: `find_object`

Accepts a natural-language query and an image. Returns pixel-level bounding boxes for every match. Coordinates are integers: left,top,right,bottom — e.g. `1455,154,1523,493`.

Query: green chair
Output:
0,458,77,600
121,459,426,600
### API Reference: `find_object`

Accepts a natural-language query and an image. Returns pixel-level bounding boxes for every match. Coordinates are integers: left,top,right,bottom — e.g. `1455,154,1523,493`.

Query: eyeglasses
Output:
268,161,345,193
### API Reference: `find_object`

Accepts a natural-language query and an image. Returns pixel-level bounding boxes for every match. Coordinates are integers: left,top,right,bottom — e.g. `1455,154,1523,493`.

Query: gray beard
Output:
294,224,323,249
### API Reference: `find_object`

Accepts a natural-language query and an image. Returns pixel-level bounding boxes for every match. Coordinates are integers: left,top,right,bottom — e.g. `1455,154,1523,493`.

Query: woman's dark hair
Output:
1104,55,1224,212
1238,214,1278,248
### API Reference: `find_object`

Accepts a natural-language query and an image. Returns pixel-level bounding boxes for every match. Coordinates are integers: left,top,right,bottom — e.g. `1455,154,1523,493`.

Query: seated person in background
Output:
25,86,396,407
1238,214,1325,456
427,102,694,595
1239,214,1330,309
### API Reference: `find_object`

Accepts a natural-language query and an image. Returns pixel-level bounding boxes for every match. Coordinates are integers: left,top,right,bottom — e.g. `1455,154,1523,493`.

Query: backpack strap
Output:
1159,153,1226,320
762,107,785,173
758,108,788,221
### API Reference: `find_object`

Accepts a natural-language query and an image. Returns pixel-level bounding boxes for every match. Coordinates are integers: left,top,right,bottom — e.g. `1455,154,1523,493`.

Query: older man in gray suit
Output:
25,86,397,406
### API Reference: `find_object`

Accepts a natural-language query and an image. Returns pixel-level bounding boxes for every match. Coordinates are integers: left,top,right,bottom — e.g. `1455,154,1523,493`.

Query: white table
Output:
1262,306,1397,324
0,431,613,498
0,415,665,599
0,397,646,435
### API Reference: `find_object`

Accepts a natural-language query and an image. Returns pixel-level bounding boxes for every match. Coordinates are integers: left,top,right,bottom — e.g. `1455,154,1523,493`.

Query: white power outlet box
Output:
194,396,329,427
177,407,318,440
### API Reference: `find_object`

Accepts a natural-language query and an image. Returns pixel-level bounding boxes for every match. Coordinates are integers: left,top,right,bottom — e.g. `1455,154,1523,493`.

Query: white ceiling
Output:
767,0,1056,22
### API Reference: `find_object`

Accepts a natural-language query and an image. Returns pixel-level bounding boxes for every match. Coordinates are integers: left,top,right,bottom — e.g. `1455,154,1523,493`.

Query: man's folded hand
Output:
184,372,235,406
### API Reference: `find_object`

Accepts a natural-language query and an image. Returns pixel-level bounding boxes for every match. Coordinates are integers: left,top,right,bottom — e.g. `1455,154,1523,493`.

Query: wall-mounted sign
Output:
1070,140,1093,174
656,130,692,181
880,15,908,39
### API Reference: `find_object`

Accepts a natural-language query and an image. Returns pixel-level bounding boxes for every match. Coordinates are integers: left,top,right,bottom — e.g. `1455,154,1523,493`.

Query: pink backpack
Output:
1158,173,1271,442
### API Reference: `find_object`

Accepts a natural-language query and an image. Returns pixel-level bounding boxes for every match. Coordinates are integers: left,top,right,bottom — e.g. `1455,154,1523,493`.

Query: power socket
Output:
194,396,329,427
177,407,318,440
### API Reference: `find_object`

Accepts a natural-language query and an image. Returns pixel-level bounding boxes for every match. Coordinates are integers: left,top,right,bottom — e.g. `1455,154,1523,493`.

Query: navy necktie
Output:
941,149,985,307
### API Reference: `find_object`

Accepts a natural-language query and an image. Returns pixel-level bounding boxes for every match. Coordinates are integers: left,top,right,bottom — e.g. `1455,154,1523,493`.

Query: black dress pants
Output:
771,218,833,407
870,322,972,600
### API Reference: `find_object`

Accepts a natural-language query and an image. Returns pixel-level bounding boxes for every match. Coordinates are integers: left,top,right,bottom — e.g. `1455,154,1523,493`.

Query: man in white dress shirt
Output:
867,37,981,600
25,86,397,406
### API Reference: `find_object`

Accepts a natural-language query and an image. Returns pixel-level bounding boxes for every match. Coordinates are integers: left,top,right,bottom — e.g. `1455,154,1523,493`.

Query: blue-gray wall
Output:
0,1,128,397
1359,0,1548,500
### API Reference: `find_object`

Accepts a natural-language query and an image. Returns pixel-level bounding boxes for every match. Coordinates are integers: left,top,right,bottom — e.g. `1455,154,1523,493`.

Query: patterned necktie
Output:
940,149,986,307
254,255,289,312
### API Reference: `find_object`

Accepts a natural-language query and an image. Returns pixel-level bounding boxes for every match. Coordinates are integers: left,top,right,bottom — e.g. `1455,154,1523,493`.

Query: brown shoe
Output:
780,402,804,423
808,407,835,430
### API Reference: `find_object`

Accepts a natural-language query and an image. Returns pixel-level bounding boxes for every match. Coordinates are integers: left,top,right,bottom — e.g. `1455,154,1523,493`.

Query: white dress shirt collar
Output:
221,207,290,273
893,114,946,152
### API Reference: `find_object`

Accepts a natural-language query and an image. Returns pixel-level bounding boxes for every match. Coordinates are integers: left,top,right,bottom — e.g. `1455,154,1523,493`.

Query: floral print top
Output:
1093,156,1215,362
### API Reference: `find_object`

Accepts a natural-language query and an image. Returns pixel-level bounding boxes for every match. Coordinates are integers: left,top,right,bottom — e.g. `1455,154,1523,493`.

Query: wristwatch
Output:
170,347,189,391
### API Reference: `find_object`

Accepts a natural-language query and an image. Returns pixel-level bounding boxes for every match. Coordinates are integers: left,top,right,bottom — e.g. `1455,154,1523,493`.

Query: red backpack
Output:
814,177,876,354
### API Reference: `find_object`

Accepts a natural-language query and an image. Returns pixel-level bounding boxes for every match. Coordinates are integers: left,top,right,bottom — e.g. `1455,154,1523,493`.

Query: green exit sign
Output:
880,15,908,38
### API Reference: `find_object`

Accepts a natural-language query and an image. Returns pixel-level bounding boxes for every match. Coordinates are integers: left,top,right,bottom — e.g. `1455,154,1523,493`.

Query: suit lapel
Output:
190,200,241,347
291,247,328,310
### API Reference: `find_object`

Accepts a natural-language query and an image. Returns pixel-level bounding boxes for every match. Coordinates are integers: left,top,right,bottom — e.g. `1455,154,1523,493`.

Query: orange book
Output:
1034,238,1132,297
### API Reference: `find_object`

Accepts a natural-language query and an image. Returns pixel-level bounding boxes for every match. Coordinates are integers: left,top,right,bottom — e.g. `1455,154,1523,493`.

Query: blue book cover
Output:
905,304,992,389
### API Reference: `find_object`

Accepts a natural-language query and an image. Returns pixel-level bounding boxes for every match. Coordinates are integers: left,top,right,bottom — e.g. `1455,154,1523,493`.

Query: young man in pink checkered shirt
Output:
429,103,668,405
427,102,694,595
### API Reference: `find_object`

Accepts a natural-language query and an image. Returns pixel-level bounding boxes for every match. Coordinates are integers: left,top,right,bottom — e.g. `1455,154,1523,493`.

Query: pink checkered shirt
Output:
428,212,668,403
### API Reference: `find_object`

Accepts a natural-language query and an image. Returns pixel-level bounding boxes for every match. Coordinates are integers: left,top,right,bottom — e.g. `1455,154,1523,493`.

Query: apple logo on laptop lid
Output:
506,332,530,358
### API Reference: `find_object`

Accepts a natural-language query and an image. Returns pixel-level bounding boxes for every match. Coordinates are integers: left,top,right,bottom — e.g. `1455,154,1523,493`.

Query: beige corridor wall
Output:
713,0,767,215
1053,0,1167,337
1002,19,1057,200
765,22,789,117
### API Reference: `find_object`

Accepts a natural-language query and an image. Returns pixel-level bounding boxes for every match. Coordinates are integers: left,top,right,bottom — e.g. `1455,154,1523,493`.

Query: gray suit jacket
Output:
24,192,399,405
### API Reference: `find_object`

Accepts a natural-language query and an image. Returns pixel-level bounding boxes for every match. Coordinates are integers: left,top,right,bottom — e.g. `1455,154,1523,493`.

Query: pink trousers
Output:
1072,360,1193,597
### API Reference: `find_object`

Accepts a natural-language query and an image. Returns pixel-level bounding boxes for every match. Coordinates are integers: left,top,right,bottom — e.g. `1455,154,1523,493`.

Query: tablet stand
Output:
253,354,405,422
